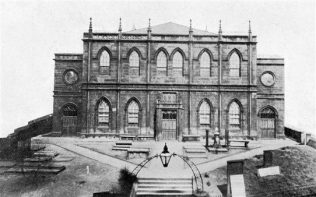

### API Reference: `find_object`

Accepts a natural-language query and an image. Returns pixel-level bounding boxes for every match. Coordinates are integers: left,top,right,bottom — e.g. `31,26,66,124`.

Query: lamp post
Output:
159,143,173,167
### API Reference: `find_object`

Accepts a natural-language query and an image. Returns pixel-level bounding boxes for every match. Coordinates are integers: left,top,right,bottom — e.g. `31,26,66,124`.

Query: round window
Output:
64,70,78,84
260,72,275,87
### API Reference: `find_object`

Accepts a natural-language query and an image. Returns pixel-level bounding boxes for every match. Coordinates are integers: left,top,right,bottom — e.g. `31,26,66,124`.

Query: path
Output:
40,137,137,170
39,137,297,175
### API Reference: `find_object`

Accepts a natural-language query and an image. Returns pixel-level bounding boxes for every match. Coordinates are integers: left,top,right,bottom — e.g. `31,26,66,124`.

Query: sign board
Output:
258,166,280,177
230,174,246,197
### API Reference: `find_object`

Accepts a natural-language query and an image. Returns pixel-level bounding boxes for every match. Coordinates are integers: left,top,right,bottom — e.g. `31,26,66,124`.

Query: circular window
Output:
260,72,275,87
64,70,78,85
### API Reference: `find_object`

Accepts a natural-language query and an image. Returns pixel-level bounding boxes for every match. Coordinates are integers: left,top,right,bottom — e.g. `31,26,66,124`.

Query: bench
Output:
120,135,137,141
127,148,150,159
228,140,250,148
182,135,201,142
115,141,132,146
137,135,154,141
80,133,117,138
207,147,229,153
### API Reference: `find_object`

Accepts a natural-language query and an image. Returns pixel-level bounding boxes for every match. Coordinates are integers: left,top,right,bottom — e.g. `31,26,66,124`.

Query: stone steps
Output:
183,145,207,159
136,178,193,196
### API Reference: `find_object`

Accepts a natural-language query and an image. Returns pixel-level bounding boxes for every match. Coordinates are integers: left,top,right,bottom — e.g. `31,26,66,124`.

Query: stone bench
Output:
182,135,201,142
137,135,154,141
127,148,150,159
115,141,132,146
228,140,250,148
80,133,117,138
120,135,137,141
208,147,229,153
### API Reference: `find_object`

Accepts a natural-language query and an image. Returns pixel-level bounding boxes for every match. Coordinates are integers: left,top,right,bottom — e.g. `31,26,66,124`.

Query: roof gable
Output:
124,22,215,35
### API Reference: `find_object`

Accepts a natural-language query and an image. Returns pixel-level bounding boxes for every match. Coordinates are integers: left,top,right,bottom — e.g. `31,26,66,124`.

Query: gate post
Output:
205,129,209,147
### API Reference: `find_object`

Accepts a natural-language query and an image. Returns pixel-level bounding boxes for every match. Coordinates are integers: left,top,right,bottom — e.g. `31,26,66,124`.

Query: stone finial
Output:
248,20,252,34
219,20,222,34
189,19,193,32
118,17,122,32
89,18,92,30
148,18,152,31
205,25,208,31
88,17,93,38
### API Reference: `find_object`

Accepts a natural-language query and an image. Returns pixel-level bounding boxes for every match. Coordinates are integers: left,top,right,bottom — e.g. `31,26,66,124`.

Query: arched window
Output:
98,100,109,126
129,51,139,68
173,52,183,70
199,101,211,125
127,101,139,126
200,52,211,77
157,52,167,71
229,101,240,129
229,52,240,77
100,51,110,67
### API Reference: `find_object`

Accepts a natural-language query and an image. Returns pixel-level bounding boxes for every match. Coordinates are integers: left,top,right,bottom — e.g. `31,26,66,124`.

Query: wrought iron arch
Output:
131,153,204,192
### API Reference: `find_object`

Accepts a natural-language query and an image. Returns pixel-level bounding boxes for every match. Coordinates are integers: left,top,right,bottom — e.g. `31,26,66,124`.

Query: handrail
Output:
131,153,204,193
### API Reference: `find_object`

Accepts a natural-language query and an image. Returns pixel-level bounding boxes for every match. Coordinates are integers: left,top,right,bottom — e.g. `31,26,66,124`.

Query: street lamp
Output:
159,143,172,167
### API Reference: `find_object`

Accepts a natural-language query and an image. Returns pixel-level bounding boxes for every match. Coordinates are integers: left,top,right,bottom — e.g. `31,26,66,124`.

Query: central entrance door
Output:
161,110,177,140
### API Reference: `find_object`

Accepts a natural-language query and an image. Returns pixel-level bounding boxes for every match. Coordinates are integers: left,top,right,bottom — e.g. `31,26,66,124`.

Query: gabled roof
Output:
124,22,215,35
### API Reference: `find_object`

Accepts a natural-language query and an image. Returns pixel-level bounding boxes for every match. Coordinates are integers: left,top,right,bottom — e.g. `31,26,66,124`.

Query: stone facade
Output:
52,20,284,140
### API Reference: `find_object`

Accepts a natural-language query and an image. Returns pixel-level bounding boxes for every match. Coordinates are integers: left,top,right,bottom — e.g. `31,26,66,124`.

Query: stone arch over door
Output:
258,106,278,138
61,103,78,136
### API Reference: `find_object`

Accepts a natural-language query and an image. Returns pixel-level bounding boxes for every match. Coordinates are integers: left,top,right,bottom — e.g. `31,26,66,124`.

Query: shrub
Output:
118,168,137,195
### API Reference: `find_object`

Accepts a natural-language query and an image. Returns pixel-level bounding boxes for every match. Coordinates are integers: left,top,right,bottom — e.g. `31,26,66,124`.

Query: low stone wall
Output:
284,126,311,144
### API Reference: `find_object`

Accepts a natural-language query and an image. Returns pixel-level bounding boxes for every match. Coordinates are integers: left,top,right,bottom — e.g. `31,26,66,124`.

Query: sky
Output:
0,0,315,137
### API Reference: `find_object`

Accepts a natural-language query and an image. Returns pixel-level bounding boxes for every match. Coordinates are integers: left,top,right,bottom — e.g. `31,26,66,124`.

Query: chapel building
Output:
52,19,285,140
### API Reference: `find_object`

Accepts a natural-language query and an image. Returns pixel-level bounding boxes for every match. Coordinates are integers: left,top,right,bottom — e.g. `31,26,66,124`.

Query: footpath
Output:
40,137,297,175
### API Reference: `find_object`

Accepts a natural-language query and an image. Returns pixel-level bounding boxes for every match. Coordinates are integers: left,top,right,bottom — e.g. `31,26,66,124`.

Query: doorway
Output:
161,110,177,140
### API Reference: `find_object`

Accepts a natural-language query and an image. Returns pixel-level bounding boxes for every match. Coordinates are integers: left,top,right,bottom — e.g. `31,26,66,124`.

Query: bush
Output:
118,168,137,195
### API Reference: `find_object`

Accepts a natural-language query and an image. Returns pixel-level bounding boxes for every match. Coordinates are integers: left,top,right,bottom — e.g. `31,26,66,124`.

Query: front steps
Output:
135,177,193,197
183,145,207,159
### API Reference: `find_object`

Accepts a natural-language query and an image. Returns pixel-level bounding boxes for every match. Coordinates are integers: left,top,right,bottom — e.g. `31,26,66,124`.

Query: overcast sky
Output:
0,0,315,137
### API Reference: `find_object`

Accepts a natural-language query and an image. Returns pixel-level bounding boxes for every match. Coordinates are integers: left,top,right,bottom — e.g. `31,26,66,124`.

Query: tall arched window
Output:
129,51,139,68
157,51,167,71
127,101,139,126
229,52,240,77
199,101,211,125
98,100,109,126
173,52,183,71
229,101,240,130
200,52,211,77
100,51,110,67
